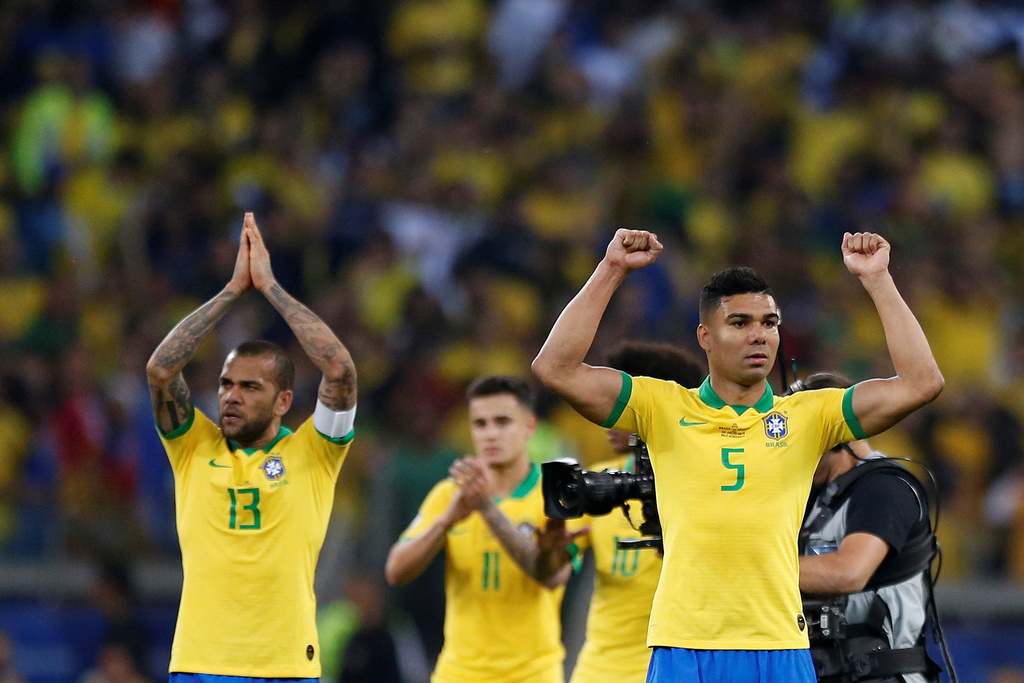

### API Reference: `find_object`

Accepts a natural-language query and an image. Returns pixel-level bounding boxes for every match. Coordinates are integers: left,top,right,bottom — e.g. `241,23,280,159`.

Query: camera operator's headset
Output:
786,370,958,683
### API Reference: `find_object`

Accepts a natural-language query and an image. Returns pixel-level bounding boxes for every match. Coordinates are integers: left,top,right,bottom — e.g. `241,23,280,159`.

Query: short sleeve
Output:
803,387,860,454
399,480,455,541
295,417,353,480
605,374,662,438
844,473,923,552
158,408,218,472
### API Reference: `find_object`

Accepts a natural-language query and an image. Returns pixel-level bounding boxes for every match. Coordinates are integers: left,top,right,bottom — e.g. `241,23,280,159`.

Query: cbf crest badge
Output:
763,412,788,441
261,455,285,481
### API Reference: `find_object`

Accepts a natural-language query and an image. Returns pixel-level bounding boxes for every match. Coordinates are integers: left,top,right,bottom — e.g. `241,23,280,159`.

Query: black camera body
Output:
541,435,662,550
803,599,847,641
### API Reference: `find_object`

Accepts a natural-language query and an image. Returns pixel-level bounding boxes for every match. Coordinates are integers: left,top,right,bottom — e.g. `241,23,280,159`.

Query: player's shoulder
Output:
167,407,220,443
850,460,922,497
428,477,459,499
632,375,698,404
776,386,847,411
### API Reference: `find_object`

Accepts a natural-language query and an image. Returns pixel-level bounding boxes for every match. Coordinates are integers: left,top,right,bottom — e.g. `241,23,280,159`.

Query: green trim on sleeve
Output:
566,541,583,573
316,426,355,445
600,371,633,429
842,385,868,440
157,406,195,440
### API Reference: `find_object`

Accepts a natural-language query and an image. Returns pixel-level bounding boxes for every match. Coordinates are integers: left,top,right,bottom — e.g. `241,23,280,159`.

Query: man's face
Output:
812,448,837,486
698,292,780,387
468,393,536,469
218,353,292,444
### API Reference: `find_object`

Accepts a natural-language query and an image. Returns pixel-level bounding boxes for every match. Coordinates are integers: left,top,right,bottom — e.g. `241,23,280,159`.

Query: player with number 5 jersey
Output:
533,229,944,683
147,212,357,681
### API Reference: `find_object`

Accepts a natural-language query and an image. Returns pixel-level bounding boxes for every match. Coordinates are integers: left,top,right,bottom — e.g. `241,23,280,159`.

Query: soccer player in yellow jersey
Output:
385,375,586,683
146,213,358,683
533,229,944,683
568,341,705,683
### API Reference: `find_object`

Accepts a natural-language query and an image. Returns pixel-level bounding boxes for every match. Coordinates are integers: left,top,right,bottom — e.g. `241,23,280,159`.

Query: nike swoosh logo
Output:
209,459,231,468
679,418,707,427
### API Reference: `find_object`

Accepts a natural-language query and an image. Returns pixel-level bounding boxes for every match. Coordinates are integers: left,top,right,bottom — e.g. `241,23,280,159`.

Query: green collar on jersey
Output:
230,424,294,455
496,462,540,501
698,376,775,415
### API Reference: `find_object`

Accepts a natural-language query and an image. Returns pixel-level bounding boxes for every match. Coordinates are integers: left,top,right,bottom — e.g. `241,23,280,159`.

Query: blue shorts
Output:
169,675,318,683
646,647,816,683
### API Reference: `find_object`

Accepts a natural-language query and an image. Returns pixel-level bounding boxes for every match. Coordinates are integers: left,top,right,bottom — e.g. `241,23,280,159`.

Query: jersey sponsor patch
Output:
261,455,285,480
763,411,788,441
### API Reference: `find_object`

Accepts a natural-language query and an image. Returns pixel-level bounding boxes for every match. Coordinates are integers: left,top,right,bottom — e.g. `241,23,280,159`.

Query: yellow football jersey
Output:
401,463,572,683
606,374,861,650
159,408,352,677
570,456,661,683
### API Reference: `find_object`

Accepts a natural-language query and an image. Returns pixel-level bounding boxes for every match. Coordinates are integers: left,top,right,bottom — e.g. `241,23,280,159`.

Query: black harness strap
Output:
801,459,936,590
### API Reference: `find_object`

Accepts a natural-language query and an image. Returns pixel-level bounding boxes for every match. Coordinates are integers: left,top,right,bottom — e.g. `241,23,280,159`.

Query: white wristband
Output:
313,400,356,438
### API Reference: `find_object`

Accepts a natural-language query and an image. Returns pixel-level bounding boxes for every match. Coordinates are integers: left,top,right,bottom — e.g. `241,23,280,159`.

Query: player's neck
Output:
488,455,532,498
708,374,769,407
233,419,283,450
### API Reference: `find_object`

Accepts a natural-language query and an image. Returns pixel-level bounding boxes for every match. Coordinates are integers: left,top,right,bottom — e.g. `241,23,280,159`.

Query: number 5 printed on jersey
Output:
721,448,745,491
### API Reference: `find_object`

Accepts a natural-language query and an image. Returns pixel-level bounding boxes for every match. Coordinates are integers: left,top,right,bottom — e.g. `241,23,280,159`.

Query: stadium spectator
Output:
146,212,358,680
532,229,943,682
78,643,149,683
89,561,152,681
799,371,942,683
385,374,584,682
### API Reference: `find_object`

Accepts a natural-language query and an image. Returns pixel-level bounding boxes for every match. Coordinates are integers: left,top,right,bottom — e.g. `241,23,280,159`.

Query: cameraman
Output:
799,372,941,683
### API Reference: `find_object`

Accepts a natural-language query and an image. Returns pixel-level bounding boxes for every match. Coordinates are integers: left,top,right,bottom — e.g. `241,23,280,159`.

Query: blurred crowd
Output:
3,0,1024,636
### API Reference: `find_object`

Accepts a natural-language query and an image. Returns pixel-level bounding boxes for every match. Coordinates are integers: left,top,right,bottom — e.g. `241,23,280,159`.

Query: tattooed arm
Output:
245,213,357,410
450,458,584,589
146,224,252,433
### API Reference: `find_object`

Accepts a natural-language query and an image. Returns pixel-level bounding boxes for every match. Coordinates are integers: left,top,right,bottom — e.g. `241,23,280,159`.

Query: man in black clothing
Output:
798,372,940,683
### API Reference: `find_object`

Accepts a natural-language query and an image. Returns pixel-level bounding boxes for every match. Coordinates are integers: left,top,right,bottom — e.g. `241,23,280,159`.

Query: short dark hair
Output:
466,375,536,413
231,340,295,391
699,266,775,323
801,371,852,391
605,341,705,389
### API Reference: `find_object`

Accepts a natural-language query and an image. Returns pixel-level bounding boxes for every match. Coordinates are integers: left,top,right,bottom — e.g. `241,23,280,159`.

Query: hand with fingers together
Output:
842,231,890,279
606,228,664,275
443,457,492,525
244,211,278,294
227,220,252,295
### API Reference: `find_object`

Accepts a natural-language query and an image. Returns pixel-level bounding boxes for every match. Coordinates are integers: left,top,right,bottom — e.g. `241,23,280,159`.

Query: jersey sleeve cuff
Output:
600,371,633,429
842,385,867,440
314,427,355,445
157,406,195,440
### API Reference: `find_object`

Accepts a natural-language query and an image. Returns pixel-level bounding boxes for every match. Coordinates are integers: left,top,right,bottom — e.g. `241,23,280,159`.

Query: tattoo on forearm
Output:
481,504,539,578
318,363,357,410
151,290,239,371
267,283,357,406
